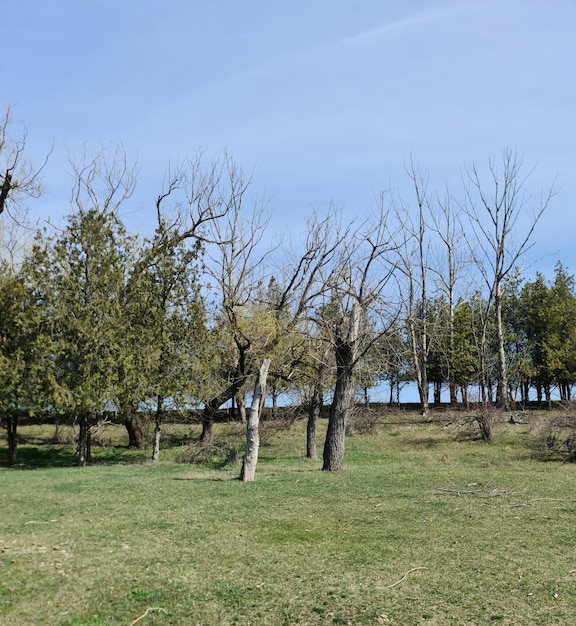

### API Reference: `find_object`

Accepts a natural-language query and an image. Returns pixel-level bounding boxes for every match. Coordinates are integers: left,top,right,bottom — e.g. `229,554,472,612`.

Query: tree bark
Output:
77,414,90,467
306,383,323,460
236,392,247,424
151,395,164,463
494,286,510,409
124,412,145,449
240,359,270,482
6,413,18,466
322,303,360,471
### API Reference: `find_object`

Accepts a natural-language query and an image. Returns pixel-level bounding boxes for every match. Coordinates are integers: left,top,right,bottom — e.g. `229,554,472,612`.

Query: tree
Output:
0,261,52,465
200,200,338,447
197,160,270,444
462,149,554,409
322,209,397,471
520,264,576,404
138,228,210,464
0,106,48,218
451,299,482,405
429,192,469,404
239,359,271,482
26,145,137,466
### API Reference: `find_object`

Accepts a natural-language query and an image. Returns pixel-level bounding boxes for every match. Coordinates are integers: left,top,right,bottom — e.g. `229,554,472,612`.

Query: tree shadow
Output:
0,444,147,469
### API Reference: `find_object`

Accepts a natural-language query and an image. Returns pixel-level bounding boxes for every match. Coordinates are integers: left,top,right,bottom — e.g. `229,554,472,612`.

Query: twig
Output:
385,567,428,589
129,607,167,625
435,488,484,495
435,487,527,497
506,498,565,508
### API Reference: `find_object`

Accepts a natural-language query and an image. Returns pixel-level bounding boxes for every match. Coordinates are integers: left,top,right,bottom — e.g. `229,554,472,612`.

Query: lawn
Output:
1,411,575,625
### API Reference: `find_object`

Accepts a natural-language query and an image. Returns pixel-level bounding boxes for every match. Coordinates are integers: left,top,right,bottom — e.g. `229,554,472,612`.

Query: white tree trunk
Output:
239,359,271,483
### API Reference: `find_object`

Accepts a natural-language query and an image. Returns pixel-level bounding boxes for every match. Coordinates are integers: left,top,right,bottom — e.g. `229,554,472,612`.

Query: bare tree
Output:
0,106,48,218
429,190,470,404
199,201,340,447
462,148,555,409
198,160,271,444
391,165,433,414
322,208,398,471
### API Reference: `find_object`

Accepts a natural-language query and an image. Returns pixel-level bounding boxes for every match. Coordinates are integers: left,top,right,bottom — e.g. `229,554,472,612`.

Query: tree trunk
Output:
239,359,270,483
494,287,510,409
151,395,164,463
77,414,90,467
271,383,278,419
200,371,251,445
124,412,145,449
200,405,215,445
322,303,360,472
236,392,247,424
306,384,323,460
433,381,441,405
6,413,18,466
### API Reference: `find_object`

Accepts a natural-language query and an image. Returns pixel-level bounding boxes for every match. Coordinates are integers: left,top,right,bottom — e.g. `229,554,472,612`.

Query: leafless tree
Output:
0,107,50,266
321,207,398,471
0,106,48,217
429,189,470,404
461,148,555,409
389,164,434,415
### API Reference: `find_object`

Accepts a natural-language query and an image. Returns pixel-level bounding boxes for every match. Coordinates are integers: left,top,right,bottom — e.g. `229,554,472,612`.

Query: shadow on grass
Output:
0,445,147,469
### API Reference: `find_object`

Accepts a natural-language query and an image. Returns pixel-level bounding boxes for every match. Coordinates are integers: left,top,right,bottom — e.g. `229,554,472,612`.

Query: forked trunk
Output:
239,359,270,483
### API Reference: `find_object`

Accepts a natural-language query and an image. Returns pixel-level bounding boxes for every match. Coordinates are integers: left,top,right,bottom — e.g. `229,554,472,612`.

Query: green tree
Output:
28,207,134,465
137,230,210,463
521,264,576,404
25,145,138,465
0,261,53,465
451,299,482,404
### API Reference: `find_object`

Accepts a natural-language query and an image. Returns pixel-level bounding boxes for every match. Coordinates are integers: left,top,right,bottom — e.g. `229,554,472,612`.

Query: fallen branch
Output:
435,487,527,497
505,498,565,508
385,567,428,589
129,607,167,625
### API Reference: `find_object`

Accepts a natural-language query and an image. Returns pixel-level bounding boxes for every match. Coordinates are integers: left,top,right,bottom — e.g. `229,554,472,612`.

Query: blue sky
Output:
3,0,575,278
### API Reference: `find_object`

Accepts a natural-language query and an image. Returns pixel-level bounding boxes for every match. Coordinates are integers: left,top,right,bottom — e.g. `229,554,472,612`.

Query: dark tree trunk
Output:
200,404,216,445
6,413,18,466
322,303,360,472
200,369,251,445
433,381,441,405
77,414,90,467
449,381,457,405
124,412,145,449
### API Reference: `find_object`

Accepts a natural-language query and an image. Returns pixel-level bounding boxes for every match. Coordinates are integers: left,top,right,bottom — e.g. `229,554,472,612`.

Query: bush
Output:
530,402,576,460
177,441,238,467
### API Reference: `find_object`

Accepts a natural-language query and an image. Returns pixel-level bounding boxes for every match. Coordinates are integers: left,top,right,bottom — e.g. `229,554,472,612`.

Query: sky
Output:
3,0,575,279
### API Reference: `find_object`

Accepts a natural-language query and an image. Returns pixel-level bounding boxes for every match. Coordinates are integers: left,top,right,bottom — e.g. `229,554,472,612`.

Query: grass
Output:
1,411,576,625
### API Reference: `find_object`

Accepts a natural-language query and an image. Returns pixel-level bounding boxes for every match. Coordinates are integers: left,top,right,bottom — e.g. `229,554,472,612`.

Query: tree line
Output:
0,109,563,473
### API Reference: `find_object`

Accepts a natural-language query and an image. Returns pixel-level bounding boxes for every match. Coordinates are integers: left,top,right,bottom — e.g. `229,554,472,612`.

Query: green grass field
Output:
1,412,575,625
